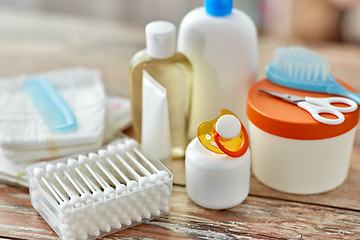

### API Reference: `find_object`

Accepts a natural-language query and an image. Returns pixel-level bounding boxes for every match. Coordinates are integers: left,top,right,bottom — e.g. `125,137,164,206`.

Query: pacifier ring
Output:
197,109,249,158
213,123,249,157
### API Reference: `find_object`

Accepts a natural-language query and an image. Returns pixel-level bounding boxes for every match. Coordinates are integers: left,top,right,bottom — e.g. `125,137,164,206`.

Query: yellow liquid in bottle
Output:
129,49,192,159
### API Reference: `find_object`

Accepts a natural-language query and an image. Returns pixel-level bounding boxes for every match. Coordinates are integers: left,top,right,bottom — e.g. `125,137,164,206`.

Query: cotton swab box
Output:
27,136,173,240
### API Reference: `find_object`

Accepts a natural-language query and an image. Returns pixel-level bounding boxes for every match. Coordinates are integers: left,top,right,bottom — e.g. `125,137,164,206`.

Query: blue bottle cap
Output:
204,0,233,17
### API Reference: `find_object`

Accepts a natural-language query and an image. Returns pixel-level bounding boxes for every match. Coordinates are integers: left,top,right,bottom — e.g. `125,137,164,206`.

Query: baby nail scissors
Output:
258,89,358,125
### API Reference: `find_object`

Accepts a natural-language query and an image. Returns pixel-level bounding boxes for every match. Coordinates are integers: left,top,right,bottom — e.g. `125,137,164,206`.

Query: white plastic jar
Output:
185,137,250,209
247,79,359,194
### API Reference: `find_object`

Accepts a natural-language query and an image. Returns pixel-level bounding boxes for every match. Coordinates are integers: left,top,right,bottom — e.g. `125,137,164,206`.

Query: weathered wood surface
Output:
1,185,360,239
0,6,359,240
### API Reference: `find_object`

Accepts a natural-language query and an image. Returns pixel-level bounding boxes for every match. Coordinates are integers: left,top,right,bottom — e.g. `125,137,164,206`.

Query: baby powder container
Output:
185,110,251,209
247,79,359,194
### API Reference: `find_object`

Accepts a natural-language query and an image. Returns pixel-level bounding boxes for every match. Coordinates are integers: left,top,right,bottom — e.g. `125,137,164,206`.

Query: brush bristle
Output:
274,46,331,82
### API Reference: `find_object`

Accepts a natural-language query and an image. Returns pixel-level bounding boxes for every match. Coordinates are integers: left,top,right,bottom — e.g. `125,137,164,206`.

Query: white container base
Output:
249,121,356,194
185,138,250,209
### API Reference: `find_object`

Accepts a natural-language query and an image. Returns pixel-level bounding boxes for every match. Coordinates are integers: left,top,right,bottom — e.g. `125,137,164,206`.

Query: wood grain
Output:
1,185,360,239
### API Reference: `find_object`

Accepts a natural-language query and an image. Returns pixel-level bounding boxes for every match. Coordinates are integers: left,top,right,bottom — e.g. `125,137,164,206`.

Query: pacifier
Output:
197,109,249,157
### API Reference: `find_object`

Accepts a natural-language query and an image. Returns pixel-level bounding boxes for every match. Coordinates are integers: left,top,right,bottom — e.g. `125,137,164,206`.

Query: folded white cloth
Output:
0,67,105,159
0,94,132,187
103,95,132,143
0,68,133,187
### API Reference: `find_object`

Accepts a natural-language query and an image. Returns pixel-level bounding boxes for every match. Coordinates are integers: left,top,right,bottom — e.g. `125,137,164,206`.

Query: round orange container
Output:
247,79,359,194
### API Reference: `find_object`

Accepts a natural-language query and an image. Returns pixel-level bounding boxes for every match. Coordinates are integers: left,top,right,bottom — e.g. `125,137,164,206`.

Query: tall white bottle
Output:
178,0,258,140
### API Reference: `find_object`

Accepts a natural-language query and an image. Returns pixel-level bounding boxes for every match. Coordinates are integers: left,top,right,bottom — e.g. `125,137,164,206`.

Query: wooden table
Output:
1,7,360,240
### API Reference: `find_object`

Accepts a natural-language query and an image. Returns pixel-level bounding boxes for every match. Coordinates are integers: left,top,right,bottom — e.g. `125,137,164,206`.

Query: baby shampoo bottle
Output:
129,21,192,159
178,0,258,140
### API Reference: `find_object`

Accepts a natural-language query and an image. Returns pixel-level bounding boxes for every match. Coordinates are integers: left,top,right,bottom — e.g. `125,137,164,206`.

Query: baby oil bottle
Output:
129,21,192,159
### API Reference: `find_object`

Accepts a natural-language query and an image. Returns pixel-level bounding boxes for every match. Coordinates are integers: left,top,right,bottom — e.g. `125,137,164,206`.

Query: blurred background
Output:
0,0,359,43
0,0,358,97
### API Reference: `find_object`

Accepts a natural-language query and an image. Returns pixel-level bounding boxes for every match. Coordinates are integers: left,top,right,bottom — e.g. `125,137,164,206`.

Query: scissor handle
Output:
298,102,344,125
305,97,358,113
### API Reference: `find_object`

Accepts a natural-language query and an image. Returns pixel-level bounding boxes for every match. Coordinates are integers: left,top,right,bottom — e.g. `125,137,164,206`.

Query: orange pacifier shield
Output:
197,109,249,157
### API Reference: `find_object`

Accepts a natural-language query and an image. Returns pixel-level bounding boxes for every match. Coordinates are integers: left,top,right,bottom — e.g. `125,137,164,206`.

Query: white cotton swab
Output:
78,155,116,199
56,163,102,234
97,149,145,222
123,139,171,201
98,149,139,192
88,152,133,225
33,167,72,213
46,164,83,210
121,144,162,185
116,143,165,217
64,159,112,233
107,145,152,188
57,163,93,206
124,138,170,181
88,152,127,196
67,158,104,203
78,154,128,228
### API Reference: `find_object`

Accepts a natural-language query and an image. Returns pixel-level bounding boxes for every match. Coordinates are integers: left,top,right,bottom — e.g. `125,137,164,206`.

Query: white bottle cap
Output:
145,21,176,59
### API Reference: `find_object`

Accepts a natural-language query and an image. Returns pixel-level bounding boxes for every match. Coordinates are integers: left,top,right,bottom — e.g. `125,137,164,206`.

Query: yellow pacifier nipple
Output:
197,109,249,157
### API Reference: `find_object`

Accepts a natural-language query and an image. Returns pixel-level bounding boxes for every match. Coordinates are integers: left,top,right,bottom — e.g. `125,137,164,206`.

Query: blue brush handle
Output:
326,82,360,105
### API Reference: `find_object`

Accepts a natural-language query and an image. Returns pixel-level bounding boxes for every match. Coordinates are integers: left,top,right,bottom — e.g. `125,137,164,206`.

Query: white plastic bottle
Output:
178,0,258,139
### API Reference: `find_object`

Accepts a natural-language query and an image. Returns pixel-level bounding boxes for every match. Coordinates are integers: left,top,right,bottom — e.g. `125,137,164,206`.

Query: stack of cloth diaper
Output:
0,68,131,186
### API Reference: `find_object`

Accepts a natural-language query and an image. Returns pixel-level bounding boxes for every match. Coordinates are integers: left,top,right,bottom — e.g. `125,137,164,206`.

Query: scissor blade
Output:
258,89,304,104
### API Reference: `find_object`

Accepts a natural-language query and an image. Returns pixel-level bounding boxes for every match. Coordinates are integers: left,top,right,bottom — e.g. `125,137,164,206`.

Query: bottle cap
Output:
145,21,176,59
204,0,233,17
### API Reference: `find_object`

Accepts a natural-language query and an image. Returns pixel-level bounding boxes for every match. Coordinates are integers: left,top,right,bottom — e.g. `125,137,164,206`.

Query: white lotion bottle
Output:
178,0,258,139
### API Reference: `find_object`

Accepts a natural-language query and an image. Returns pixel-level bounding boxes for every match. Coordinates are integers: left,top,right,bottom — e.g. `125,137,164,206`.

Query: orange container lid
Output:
247,79,360,140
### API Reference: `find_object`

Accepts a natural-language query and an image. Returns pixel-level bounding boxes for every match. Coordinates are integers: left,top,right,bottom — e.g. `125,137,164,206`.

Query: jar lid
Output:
247,79,359,140
186,138,250,172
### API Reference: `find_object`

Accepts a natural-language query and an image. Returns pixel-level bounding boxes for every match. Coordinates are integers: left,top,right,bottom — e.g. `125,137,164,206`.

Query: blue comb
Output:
266,46,360,104
24,78,77,131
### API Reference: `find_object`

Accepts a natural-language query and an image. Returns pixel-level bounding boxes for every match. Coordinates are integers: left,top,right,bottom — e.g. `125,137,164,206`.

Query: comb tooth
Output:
282,59,286,75
306,65,312,80
325,63,330,81
290,47,295,60
314,65,319,80
282,59,286,73
288,61,293,77
321,65,327,81
310,54,316,81
294,62,300,78
300,64,306,79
